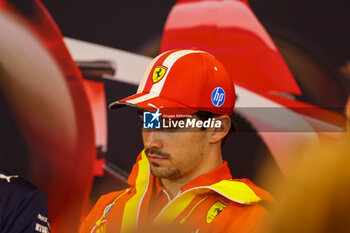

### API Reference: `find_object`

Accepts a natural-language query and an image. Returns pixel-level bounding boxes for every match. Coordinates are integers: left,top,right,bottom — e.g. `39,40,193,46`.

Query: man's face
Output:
141,117,208,180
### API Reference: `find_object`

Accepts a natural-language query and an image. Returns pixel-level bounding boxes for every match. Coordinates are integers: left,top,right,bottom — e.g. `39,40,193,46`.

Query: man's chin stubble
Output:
150,164,180,179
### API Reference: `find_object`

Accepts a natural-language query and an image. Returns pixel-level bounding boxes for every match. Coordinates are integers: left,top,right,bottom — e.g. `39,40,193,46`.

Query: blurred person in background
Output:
0,169,51,233
262,97,350,233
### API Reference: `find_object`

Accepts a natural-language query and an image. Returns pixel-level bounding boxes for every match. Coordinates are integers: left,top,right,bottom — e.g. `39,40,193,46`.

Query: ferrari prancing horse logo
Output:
206,200,227,224
152,66,167,83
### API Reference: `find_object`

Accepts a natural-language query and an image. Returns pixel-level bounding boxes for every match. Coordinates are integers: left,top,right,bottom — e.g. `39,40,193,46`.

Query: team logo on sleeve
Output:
35,223,49,233
152,66,167,83
0,174,18,183
206,200,227,223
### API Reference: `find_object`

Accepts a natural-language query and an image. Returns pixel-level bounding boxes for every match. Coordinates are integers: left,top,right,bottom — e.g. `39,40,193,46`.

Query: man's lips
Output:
147,154,168,162
145,148,170,162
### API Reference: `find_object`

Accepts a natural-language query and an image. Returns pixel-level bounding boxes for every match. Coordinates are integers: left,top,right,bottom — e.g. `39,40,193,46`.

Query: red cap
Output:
109,49,236,118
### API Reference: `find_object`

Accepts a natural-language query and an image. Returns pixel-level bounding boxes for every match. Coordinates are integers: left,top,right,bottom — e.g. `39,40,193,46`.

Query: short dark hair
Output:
194,111,236,148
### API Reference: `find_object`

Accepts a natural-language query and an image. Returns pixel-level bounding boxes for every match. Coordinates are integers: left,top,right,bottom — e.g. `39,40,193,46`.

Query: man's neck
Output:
160,153,223,199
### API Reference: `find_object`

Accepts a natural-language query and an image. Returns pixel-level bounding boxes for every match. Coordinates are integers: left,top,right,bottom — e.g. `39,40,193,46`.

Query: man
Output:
80,49,273,233
0,169,51,233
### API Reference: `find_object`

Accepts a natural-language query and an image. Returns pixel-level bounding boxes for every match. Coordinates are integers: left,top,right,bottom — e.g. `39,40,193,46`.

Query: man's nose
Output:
143,131,163,149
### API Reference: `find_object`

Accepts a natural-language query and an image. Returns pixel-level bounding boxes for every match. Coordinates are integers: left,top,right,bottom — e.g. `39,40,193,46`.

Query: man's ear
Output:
208,115,231,144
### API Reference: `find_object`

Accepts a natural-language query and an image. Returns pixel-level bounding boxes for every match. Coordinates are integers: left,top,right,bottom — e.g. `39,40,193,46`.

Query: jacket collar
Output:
129,150,267,203
181,161,232,192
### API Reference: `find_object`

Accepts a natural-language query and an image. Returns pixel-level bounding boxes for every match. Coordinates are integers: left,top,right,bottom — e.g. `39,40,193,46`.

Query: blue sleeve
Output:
0,173,51,233
1,189,50,233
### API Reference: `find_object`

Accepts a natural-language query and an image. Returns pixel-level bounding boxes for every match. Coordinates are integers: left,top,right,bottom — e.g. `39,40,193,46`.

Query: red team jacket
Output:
80,151,273,233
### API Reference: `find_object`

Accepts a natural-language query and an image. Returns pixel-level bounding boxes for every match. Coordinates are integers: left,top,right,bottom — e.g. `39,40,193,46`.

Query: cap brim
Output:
108,93,197,119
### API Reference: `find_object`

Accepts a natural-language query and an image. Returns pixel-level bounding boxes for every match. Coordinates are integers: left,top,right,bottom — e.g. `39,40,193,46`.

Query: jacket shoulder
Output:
88,189,129,216
79,189,129,233
216,201,269,233
232,178,274,203
0,171,50,233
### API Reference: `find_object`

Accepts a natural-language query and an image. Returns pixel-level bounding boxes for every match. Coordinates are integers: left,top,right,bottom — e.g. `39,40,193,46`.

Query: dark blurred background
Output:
40,0,349,112
40,0,349,66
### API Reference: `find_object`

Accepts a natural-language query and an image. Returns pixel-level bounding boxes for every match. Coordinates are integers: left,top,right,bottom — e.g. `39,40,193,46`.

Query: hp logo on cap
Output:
211,87,225,107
